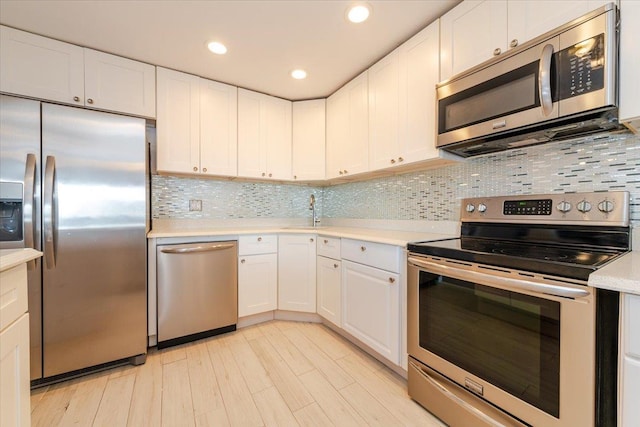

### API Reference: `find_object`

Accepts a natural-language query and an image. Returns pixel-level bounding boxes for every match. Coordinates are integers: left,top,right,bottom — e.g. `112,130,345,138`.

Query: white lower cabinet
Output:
342,260,400,365
620,293,640,426
278,235,317,312
238,235,278,317
317,256,342,327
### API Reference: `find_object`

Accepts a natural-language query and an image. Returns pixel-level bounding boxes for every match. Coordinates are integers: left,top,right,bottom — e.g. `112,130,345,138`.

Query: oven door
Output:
407,255,596,427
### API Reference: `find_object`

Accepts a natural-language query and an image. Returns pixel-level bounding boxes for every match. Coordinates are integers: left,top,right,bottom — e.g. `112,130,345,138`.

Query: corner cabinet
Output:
238,89,292,180
278,235,317,312
620,0,640,131
292,99,326,181
0,25,155,118
156,67,238,177
326,71,369,179
238,235,278,317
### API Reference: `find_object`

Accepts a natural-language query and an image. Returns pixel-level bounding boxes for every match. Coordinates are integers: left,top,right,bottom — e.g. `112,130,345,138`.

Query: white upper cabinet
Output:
292,99,326,181
441,1,615,81
200,79,238,176
84,49,156,118
238,88,292,180
326,71,369,179
369,20,452,171
620,0,640,131
0,25,155,118
156,67,238,177
156,67,200,175
440,1,508,81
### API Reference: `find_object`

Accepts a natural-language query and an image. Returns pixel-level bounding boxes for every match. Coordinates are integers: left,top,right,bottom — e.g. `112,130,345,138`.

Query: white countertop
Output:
0,248,43,272
589,251,640,295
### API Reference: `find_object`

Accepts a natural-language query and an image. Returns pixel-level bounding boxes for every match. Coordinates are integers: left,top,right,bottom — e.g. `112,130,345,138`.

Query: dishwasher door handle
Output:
160,243,236,254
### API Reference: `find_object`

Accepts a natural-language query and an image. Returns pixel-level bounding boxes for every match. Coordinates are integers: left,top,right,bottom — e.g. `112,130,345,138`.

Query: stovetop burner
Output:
408,192,631,282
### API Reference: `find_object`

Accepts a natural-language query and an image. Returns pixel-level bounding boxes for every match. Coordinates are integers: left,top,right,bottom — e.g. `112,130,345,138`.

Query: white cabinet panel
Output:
0,25,84,106
342,260,400,364
84,49,156,118
156,67,200,175
200,80,238,176
278,235,316,312
239,234,278,255
625,294,640,359
0,313,30,427
317,257,341,327
620,0,640,131
238,88,292,180
238,253,277,317
317,236,341,260
0,264,27,331
292,99,326,181
621,355,640,427
341,239,401,273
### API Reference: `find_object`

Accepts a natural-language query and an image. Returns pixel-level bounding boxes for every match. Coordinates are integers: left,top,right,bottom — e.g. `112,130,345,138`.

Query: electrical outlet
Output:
189,199,202,211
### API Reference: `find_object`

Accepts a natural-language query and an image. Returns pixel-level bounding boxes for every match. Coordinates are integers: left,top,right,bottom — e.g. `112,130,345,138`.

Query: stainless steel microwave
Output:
436,4,621,158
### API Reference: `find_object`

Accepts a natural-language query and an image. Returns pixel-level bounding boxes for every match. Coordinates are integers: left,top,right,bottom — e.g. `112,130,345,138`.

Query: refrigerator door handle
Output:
43,155,57,269
24,153,37,270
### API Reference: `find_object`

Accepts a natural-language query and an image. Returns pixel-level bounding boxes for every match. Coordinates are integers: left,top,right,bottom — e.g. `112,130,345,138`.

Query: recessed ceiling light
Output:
291,69,307,80
207,41,227,55
347,4,371,23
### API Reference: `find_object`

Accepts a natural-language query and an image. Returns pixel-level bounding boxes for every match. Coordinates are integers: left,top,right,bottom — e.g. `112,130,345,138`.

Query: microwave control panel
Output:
556,33,605,100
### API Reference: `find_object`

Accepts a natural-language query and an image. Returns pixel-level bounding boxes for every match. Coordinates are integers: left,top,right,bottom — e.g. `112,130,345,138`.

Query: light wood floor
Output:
30,320,445,427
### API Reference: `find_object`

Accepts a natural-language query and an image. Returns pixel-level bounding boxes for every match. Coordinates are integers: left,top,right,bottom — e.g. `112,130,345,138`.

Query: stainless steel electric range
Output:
407,191,630,427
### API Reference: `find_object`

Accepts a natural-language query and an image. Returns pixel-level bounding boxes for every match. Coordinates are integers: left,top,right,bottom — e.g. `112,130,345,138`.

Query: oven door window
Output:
419,271,560,417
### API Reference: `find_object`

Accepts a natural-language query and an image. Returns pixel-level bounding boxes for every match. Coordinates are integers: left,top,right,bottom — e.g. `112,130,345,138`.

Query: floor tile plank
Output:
93,373,136,426
161,359,196,427
292,402,335,427
252,386,300,427
185,341,227,418
127,351,163,427
30,379,81,427
57,372,109,426
257,322,314,376
339,382,402,426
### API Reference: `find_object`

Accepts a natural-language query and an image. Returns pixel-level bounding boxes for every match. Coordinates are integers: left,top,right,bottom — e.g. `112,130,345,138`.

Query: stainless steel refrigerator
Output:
0,94,147,382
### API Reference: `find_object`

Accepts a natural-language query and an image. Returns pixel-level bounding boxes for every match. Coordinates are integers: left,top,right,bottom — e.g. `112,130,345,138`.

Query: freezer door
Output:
0,94,43,380
41,104,147,377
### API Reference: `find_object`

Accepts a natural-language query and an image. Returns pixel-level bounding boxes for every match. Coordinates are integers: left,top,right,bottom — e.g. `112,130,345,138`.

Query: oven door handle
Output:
408,256,590,299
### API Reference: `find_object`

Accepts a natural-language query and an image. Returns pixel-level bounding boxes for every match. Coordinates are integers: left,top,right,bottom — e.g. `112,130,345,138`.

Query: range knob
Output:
466,203,475,213
598,200,615,213
478,203,487,213
577,200,592,213
557,201,572,213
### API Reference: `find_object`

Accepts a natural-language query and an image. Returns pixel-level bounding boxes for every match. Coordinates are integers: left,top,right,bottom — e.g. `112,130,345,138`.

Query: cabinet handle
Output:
334,263,339,268
87,98,94,104
294,175,297,179
360,246,366,252
257,237,263,242
493,47,501,56
510,39,519,48
269,173,272,177
193,166,198,172
262,172,266,177
203,167,207,173
398,157,404,162
389,277,396,284
390,159,396,164
73,96,80,102
310,238,314,242
339,170,344,175
324,239,328,244
241,259,245,264
344,170,348,174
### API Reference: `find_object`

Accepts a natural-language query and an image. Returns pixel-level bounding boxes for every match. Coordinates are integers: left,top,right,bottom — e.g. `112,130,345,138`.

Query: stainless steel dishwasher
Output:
157,241,238,348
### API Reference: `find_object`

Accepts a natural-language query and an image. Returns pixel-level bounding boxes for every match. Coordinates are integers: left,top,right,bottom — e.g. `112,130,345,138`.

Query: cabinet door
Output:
238,254,277,317
156,67,200,174
278,235,316,312
620,0,640,130
507,1,612,51
83,49,156,118
343,71,369,176
200,80,238,177
399,20,441,164
440,1,508,81
264,95,292,180
342,260,400,364
317,257,341,327
369,50,401,171
0,313,30,427
238,89,267,178
292,99,326,181
621,356,640,427
326,88,349,179
0,26,84,106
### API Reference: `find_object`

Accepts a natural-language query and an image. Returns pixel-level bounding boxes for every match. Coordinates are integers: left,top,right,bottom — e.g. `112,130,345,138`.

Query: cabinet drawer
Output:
317,236,341,259
239,234,277,255
341,239,401,273
625,294,640,358
0,263,28,332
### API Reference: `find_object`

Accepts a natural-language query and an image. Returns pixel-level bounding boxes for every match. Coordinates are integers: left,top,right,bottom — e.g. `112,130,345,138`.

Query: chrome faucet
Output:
310,194,320,227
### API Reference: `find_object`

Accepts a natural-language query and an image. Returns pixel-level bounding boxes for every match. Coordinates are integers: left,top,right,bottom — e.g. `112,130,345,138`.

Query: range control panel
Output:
461,191,629,226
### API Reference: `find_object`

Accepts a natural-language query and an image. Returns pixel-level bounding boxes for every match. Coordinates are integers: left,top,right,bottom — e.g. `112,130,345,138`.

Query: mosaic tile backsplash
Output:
152,132,640,223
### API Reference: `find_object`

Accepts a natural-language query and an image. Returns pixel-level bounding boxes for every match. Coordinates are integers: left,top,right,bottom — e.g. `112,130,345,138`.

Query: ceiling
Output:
0,0,460,101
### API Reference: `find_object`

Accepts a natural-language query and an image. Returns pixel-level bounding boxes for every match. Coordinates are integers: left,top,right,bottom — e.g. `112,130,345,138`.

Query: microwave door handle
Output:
24,153,37,270
539,43,555,116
